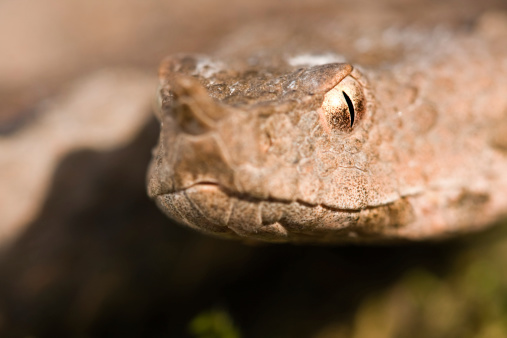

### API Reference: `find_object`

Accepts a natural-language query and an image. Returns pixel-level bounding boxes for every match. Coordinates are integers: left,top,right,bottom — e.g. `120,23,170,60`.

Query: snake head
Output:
147,54,402,242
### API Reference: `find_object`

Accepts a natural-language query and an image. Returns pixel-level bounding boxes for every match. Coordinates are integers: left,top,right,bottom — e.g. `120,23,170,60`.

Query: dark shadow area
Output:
0,117,501,337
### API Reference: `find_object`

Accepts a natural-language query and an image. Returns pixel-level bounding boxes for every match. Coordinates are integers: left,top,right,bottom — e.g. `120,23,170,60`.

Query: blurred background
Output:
1,0,507,337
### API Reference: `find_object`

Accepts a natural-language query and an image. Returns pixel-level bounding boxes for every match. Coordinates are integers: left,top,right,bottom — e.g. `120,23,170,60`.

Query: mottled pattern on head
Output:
148,20,507,243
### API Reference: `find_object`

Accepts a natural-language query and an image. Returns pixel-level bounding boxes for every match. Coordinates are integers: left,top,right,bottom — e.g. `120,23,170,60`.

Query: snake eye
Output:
321,76,366,132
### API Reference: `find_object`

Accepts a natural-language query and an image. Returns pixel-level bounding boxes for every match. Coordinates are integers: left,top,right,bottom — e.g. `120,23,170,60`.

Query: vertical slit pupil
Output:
342,91,355,127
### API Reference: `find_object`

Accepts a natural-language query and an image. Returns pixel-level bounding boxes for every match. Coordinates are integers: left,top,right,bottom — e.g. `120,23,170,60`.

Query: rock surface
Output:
0,69,154,246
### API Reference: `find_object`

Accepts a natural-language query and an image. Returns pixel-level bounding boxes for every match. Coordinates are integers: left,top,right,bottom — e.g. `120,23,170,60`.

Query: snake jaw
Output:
152,182,414,243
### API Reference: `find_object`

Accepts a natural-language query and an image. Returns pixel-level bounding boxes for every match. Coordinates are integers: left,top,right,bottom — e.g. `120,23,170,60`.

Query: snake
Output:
147,13,507,243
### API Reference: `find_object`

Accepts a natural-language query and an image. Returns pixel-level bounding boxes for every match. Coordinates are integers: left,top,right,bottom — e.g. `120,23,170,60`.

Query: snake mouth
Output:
153,182,412,243
154,181,364,212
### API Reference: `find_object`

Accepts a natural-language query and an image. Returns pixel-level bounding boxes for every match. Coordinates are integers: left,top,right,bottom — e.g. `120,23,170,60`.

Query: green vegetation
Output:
317,225,507,338
189,308,241,338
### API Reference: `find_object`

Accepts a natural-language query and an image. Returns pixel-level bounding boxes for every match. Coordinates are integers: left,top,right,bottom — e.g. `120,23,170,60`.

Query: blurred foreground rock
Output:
0,69,155,246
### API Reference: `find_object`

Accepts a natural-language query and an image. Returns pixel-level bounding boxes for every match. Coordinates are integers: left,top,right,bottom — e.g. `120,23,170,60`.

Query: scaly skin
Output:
147,17,507,243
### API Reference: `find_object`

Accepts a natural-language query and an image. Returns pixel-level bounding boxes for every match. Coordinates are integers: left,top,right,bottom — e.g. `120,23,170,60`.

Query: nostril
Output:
165,75,229,135
175,102,212,135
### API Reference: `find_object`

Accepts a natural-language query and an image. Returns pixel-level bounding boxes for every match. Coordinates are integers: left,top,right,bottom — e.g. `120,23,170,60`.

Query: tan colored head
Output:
147,54,408,242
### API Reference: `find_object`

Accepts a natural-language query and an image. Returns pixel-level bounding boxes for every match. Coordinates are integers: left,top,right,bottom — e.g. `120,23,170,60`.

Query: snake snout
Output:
168,75,228,135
